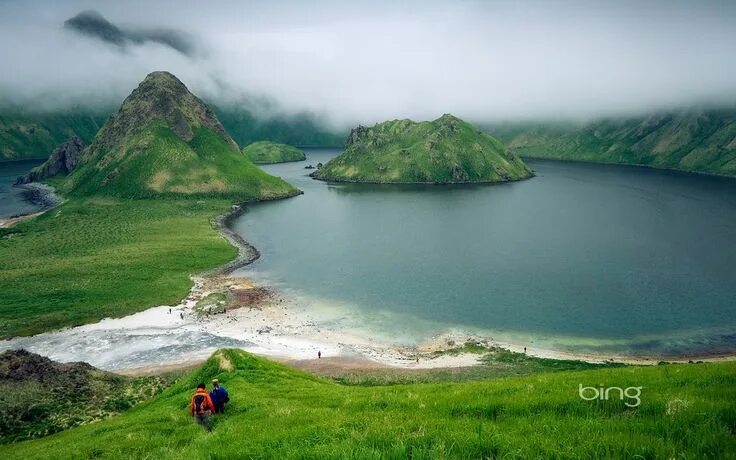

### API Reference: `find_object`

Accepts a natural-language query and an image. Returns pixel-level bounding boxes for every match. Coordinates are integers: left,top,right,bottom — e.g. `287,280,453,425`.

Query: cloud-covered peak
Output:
64,9,196,57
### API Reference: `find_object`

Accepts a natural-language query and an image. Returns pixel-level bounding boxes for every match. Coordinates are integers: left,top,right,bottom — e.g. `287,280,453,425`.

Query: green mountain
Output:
6,349,735,458
243,140,306,164
486,108,736,176
0,72,301,338
0,103,341,164
312,114,534,183
0,110,105,162
213,105,343,148
60,71,298,199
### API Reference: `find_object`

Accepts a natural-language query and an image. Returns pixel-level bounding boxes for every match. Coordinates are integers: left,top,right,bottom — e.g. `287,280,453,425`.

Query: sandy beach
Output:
25,271,726,377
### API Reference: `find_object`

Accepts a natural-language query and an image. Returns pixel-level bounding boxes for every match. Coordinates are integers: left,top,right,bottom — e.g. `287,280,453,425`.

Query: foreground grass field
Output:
0,198,237,338
7,349,735,459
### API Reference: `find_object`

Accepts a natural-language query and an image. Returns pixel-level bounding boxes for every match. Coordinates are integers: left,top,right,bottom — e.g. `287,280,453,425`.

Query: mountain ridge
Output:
486,108,736,176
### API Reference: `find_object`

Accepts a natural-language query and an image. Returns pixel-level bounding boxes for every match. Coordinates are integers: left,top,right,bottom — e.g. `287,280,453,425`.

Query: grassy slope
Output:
242,140,306,164
0,74,300,338
0,197,237,338
8,350,735,459
487,109,736,177
213,105,344,147
0,112,105,161
0,350,174,444
315,115,533,183
62,124,297,199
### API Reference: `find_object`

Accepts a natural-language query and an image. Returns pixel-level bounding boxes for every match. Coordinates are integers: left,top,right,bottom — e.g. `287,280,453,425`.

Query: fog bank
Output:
1,0,736,128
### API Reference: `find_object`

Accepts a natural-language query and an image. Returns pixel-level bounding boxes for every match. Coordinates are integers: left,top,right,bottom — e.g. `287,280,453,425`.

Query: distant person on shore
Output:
318,351,322,359
191,383,215,431
209,379,229,414
180,312,184,320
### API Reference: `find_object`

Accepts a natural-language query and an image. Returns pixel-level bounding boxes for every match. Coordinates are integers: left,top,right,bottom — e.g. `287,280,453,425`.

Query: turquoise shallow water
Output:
232,150,736,357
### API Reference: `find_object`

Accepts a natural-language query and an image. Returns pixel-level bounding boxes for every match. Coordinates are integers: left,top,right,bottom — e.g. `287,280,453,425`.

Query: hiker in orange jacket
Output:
191,383,215,431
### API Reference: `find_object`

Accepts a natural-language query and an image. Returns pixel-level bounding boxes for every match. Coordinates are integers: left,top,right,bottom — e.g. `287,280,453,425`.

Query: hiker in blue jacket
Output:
209,379,229,414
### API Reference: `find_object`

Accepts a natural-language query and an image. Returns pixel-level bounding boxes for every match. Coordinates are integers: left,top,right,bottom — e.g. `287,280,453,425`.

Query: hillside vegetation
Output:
243,140,306,164
213,105,343,147
61,72,297,199
487,108,736,176
0,350,173,443
0,198,238,338
0,103,342,163
313,114,533,183
7,349,735,459
0,71,300,338
0,111,104,162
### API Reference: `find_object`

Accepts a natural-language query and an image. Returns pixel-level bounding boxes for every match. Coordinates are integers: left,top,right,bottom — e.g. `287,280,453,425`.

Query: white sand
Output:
2,274,733,373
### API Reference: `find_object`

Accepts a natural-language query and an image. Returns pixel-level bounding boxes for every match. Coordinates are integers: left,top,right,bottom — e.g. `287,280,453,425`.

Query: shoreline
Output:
0,183,62,228
2,190,734,374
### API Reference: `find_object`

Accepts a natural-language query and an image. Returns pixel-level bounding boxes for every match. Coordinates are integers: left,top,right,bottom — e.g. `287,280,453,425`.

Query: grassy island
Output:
243,140,306,164
312,114,533,184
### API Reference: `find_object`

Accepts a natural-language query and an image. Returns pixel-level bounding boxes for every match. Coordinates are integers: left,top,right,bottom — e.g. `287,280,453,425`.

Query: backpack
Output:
193,394,206,415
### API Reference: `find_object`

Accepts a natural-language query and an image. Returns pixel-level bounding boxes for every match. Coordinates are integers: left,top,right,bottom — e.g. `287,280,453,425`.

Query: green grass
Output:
314,115,533,184
0,102,300,338
0,198,239,338
487,109,736,177
7,349,735,459
0,111,106,162
63,125,298,200
242,140,307,164
0,350,177,444
194,292,229,316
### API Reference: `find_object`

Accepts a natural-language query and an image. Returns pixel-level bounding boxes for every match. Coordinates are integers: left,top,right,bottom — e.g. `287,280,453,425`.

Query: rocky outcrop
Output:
16,136,85,184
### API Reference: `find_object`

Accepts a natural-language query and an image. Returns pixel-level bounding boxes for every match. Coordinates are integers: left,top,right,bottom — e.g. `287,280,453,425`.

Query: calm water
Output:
0,160,43,218
233,149,736,357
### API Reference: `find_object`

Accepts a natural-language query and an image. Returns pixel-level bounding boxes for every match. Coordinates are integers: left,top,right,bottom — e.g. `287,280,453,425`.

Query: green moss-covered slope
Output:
0,111,105,162
312,114,533,183
0,350,171,443
61,71,298,200
487,108,736,177
6,349,735,459
242,141,306,164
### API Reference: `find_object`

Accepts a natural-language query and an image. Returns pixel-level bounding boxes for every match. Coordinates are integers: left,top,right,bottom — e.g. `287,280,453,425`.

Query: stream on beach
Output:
1,151,736,371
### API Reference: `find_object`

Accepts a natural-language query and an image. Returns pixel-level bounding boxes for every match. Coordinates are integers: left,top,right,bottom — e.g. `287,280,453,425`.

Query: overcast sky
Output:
1,0,736,127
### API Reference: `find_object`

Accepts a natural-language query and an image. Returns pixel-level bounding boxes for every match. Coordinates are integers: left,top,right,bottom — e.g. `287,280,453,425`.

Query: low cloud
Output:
64,10,197,57
1,0,736,128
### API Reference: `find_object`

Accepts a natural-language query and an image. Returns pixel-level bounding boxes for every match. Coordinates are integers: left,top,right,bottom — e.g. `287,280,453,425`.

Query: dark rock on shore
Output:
16,136,86,185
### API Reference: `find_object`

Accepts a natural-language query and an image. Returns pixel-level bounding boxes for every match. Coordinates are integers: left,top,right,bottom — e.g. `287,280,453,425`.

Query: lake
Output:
232,149,736,357
0,160,43,218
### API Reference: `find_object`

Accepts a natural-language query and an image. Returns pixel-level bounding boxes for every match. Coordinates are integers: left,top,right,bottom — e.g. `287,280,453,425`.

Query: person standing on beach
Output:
191,383,215,431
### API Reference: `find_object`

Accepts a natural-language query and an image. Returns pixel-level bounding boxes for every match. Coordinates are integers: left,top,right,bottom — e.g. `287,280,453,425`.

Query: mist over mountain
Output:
64,10,196,57
1,0,736,128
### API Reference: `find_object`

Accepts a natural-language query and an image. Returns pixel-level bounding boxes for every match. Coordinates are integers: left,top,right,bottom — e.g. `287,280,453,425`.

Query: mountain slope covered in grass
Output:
487,108,736,176
313,114,533,183
243,140,306,164
7,349,735,459
0,350,172,443
61,71,297,199
0,110,105,162
0,71,300,338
